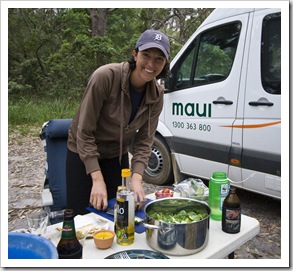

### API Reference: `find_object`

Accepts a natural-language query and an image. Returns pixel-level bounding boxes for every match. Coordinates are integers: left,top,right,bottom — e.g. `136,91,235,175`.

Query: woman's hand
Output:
90,170,108,211
130,172,146,209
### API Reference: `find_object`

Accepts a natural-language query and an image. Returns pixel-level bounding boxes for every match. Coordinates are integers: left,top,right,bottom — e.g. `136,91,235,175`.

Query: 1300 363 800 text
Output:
172,121,212,132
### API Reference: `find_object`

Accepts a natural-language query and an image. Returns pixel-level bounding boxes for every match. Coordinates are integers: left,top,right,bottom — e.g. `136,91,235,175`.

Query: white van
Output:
144,8,281,199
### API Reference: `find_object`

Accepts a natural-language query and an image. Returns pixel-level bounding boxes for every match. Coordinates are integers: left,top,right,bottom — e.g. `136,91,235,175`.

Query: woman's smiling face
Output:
132,48,167,84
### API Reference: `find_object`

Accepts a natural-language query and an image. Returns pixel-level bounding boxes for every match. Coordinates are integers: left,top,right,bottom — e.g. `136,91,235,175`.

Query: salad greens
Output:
149,209,208,224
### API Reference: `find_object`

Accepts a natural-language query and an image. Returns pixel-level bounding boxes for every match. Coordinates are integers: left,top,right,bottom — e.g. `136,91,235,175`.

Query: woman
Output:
66,29,170,215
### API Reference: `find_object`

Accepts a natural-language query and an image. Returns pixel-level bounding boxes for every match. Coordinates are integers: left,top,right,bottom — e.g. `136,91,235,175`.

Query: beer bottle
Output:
57,209,83,259
222,187,241,234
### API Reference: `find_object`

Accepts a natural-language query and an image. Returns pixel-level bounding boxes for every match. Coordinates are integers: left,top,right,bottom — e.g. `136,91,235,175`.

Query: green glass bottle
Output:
208,172,230,220
57,209,83,259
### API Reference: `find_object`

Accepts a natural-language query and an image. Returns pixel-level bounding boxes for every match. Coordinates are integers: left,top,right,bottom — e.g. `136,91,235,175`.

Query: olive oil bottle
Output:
114,168,135,246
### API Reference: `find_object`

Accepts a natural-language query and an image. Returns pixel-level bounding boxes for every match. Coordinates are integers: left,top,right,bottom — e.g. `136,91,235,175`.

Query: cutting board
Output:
86,198,151,233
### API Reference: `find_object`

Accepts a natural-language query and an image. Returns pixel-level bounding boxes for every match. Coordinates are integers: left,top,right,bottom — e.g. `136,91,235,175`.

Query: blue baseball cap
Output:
136,30,170,59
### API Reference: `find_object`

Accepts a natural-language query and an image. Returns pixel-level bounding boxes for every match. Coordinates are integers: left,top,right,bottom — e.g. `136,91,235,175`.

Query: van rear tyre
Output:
143,135,174,185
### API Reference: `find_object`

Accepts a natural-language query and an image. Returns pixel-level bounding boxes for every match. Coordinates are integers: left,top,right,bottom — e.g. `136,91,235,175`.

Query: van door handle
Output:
249,101,274,106
212,100,233,105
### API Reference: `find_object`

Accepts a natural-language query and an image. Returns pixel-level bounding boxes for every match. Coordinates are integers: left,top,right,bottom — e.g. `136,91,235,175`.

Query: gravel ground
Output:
7,132,282,261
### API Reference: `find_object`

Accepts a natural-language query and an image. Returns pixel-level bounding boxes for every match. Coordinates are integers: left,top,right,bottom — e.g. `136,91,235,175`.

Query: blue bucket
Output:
8,232,58,259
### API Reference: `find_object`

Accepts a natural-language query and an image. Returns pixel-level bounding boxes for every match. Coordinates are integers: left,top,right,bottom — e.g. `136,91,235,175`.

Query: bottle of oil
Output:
114,168,135,246
208,172,230,220
222,187,241,233
57,209,83,259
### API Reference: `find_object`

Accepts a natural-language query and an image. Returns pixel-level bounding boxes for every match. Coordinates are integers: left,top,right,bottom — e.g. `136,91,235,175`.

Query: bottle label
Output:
115,199,130,240
58,222,83,259
220,183,230,211
116,200,129,227
222,207,241,233
61,223,76,239
220,197,225,211
220,183,230,197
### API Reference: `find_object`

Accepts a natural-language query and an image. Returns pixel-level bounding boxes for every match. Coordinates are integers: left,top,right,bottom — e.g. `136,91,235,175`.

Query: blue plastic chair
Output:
40,119,72,216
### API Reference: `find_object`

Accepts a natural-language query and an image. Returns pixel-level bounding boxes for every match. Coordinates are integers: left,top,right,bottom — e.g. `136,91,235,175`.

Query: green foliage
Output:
8,97,79,128
8,79,33,94
196,43,233,77
8,8,213,129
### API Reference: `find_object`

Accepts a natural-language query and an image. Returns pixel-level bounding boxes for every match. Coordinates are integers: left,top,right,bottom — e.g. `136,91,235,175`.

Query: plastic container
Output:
174,178,209,202
8,232,58,259
208,172,230,220
155,186,175,199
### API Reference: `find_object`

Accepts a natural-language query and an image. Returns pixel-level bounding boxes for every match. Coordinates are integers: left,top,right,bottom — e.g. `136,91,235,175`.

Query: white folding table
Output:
46,194,260,260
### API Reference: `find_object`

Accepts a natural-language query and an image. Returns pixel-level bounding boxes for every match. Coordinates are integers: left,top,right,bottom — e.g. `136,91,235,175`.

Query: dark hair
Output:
127,49,170,80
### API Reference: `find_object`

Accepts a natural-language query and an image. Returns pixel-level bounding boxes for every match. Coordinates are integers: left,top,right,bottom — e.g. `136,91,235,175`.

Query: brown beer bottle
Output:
222,187,241,234
57,209,83,259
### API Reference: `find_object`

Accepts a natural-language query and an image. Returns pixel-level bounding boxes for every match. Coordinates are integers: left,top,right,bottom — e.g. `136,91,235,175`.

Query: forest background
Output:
8,8,213,136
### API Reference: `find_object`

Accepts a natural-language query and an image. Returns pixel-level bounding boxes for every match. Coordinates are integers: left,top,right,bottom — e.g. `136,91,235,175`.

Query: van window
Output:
174,22,241,90
261,12,281,94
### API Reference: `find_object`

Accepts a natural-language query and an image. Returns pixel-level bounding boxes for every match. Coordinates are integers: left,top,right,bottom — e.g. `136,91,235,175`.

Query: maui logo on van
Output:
172,102,212,117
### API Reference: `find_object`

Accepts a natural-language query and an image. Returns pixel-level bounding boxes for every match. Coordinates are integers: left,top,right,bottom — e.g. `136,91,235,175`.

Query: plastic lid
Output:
121,168,131,177
212,172,227,179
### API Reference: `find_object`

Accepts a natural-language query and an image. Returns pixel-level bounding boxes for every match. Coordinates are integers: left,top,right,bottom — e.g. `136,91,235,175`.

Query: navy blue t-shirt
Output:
128,83,146,124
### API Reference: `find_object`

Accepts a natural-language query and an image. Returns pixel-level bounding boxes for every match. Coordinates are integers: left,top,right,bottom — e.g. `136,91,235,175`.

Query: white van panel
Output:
241,9,281,195
146,8,282,199
202,8,255,26
178,154,228,180
156,120,173,138
242,169,281,198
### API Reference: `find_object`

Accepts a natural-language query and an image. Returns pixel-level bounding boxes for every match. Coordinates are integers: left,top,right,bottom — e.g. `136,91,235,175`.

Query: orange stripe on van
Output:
221,121,281,129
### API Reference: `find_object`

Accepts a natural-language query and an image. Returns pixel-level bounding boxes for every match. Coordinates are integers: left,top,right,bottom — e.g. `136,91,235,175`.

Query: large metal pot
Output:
143,197,211,256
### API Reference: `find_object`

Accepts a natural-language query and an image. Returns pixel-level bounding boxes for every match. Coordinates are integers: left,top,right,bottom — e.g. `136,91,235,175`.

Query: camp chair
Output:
40,119,72,223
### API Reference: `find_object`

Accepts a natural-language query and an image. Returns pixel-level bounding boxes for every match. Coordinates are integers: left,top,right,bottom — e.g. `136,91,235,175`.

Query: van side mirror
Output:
164,73,175,93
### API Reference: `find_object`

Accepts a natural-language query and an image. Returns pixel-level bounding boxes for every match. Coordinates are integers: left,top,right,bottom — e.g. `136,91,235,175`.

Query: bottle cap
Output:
63,209,74,220
121,168,131,177
64,209,74,216
230,187,236,193
212,172,227,179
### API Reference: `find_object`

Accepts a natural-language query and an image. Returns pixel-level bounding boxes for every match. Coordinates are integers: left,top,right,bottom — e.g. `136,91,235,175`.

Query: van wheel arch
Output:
143,134,174,185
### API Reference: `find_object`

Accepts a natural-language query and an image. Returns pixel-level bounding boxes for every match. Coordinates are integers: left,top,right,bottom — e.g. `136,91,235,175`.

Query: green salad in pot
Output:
146,199,210,224
148,209,208,224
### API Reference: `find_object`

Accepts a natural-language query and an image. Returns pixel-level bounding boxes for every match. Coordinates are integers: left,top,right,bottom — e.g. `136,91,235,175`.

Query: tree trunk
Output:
97,9,108,37
90,9,98,37
90,8,108,37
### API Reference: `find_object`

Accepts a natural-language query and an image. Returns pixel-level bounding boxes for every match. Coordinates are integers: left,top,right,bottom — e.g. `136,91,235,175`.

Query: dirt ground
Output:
7,132,282,260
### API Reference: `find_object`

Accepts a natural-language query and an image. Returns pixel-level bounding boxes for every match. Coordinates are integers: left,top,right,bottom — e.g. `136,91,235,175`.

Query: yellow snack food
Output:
94,231,114,239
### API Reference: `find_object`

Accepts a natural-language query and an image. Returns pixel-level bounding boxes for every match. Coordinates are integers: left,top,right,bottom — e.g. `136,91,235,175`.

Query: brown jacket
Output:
67,62,164,176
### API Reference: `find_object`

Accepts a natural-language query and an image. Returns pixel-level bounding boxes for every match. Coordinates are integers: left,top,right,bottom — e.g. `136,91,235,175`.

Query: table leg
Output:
228,251,234,259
